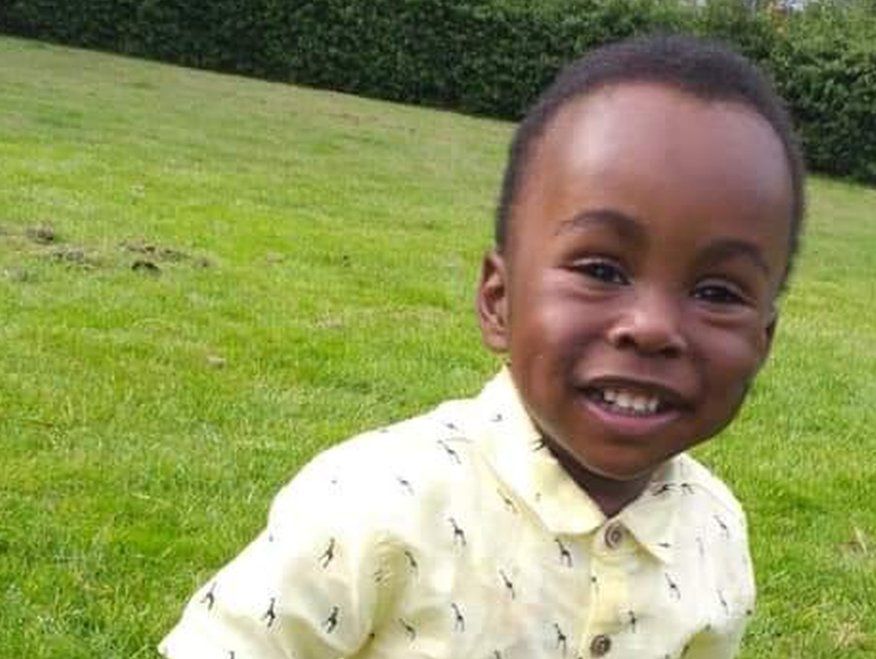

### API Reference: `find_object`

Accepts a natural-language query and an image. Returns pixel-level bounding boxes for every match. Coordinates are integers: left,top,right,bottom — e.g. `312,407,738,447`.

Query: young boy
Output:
161,35,803,659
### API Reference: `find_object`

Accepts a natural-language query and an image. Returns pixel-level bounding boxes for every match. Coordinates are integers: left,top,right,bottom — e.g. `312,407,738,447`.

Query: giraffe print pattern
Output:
555,538,573,567
200,582,216,611
437,439,462,465
399,618,416,641
498,569,516,599
404,549,419,575
160,372,756,659
319,538,336,568
553,622,568,656
323,606,339,633
262,597,277,628
448,517,467,547
451,603,465,632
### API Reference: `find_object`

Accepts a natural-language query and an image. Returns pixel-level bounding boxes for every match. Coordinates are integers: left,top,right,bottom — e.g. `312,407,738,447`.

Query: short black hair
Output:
496,34,805,282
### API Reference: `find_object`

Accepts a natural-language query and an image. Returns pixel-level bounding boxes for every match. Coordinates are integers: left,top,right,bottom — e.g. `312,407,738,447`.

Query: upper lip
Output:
579,375,692,410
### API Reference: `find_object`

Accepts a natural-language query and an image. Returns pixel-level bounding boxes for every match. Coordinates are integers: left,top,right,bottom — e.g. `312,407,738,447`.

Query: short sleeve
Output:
686,509,756,658
159,453,385,659
683,618,747,659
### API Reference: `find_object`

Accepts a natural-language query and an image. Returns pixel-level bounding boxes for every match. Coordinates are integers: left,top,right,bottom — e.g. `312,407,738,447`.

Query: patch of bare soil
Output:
50,245,98,269
26,225,56,245
2,224,216,277
131,258,161,275
122,240,212,270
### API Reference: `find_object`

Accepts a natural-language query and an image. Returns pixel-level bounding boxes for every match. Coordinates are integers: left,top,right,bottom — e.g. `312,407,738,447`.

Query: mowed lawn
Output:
1,35,874,658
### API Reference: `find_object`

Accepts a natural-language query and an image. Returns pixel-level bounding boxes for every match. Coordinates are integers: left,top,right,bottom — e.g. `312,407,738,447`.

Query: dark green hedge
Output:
769,7,876,183
1,0,874,183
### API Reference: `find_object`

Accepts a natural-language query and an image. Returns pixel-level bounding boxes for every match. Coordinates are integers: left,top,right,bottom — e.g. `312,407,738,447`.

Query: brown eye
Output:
576,260,629,285
692,283,745,305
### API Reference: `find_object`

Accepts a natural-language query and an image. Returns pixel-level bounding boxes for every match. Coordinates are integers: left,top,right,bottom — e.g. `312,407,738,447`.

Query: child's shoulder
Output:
673,453,748,525
316,395,477,466
273,394,483,512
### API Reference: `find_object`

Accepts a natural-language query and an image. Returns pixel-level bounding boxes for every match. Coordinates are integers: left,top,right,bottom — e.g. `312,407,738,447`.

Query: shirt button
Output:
590,634,612,656
604,523,625,549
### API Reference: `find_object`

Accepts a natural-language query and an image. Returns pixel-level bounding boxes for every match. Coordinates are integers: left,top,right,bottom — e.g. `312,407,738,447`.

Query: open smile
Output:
578,378,690,434
585,386,666,416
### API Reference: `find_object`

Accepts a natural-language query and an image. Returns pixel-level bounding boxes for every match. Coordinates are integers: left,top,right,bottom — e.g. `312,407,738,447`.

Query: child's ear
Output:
476,250,510,353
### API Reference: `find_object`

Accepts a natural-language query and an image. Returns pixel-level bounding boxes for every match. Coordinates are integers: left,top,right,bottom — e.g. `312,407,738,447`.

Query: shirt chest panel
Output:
361,496,598,659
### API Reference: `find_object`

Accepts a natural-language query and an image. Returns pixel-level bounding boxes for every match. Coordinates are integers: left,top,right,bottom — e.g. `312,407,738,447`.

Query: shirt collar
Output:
615,459,681,563
473,367,680,563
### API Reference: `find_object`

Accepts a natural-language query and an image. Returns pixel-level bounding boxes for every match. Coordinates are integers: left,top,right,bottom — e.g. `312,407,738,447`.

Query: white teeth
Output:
600,388,661,415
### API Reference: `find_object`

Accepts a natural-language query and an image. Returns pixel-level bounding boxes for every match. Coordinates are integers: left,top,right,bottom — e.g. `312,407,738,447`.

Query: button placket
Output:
583,525,632,659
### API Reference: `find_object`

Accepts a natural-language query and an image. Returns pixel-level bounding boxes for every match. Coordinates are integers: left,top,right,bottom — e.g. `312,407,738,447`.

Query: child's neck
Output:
546,441,653,519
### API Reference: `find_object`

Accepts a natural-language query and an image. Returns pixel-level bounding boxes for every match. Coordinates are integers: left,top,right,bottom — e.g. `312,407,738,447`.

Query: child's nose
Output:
606,290,688,358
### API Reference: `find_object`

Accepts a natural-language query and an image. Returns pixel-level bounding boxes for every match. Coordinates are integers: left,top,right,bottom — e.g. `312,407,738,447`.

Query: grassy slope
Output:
0,36,873,657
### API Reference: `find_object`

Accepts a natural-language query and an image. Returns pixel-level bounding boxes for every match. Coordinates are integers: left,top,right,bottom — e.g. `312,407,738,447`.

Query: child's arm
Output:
681,520,755,659
160,455,387,658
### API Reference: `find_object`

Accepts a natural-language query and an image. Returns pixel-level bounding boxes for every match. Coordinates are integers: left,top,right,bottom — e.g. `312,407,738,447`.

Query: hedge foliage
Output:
1,0,874,183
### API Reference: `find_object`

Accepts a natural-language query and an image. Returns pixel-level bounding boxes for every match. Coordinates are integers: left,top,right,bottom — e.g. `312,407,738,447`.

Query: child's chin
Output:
572,445,671,483
586,461,659,483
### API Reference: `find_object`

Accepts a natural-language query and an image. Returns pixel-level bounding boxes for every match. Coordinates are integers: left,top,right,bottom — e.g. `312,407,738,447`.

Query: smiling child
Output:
161,35,804,659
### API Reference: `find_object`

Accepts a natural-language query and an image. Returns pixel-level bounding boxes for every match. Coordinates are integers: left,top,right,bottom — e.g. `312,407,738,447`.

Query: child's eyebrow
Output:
555,208,646,246
696,239,771,277
557,210,772,277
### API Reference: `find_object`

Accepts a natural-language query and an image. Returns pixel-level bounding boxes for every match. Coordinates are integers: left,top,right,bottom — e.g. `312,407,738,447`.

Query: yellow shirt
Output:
161,369,755,659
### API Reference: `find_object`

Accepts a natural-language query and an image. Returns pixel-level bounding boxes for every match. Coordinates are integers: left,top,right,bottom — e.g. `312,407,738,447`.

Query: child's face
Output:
478,83,793,485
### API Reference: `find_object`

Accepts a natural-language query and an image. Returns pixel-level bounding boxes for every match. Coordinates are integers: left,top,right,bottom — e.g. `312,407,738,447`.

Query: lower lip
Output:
580,398,681,437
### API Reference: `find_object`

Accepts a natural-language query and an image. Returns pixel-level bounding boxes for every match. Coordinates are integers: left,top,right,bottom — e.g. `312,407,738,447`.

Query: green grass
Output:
1,35,874,658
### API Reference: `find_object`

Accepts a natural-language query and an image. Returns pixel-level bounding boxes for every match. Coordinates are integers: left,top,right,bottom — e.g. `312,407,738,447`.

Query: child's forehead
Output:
524,85,788,210
510,83,794,269
542,82,786,178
